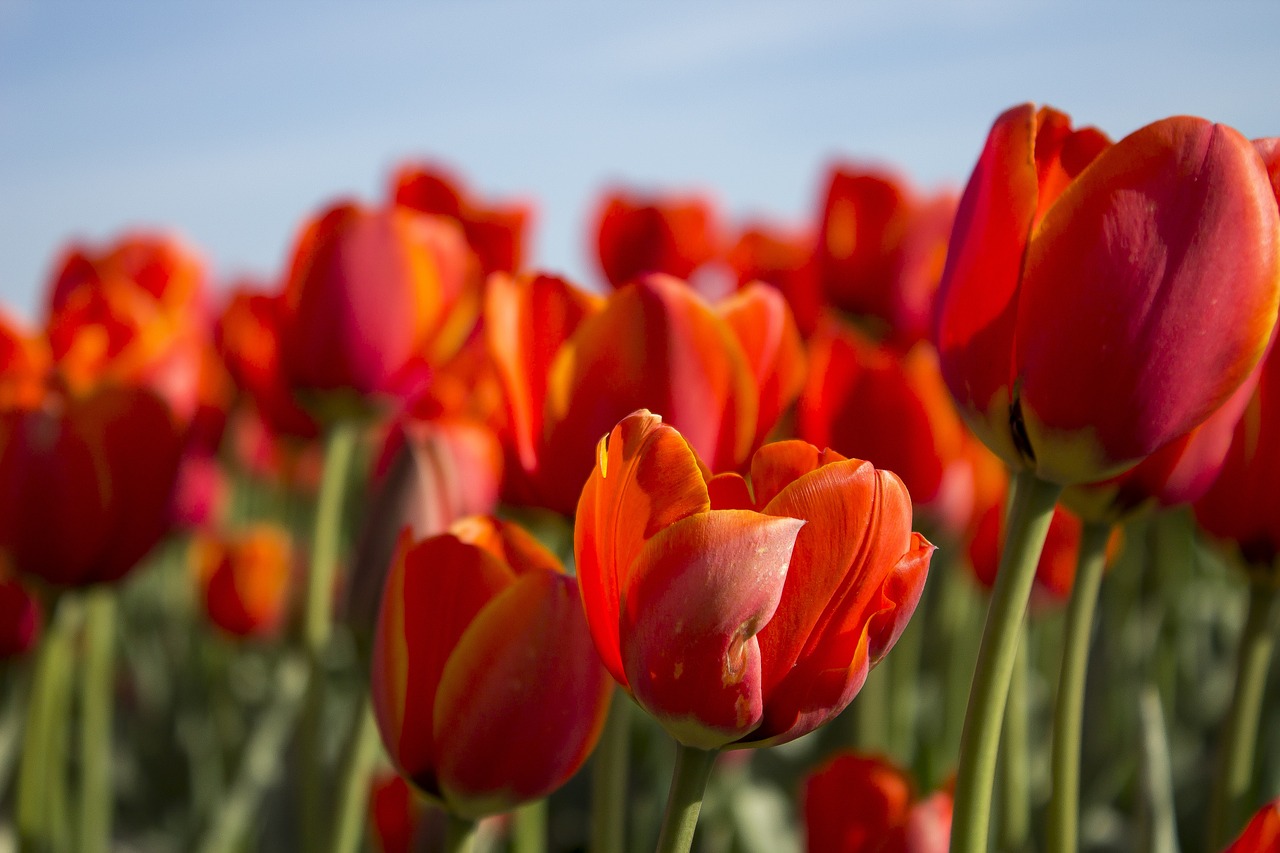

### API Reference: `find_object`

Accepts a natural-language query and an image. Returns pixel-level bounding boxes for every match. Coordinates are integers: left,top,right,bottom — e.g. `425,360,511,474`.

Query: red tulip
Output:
727,220,821,335
370,516,612,818
816,164,956,346
278,201,482,414
593,188,720,290
575,410,933,749
390,162,533,277
803,752,952,853
0,573,41,660
934,105,1280,485
1223,796,1280,852
194,524,294,639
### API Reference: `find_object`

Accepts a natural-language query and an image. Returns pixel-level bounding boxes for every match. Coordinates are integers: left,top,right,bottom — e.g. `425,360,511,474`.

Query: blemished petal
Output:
574,410,710,686
370,533,515,797
434,571,612,819
1017,116,1280,484
933,103,1042,467
619,510,804,750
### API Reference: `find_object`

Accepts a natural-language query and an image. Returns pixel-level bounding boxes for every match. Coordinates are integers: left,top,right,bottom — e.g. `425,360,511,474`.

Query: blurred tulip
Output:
798,319,972,535
278,201,482,417
593,188,720,290
194,524,294,638
370,516,612,818
727,220,821,335
1223,796,1280,852
968,487,1089,606
488,273,794,514
803,752,951,853
368,772,432,853
575,410,933,749
816,164,955,346
934,105,1280,486
390,162,533,277
0,572,41,660
170,452,228,530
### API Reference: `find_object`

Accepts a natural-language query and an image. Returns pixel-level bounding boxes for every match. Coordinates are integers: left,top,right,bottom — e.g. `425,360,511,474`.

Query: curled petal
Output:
620,510,804,749
866,532,934,664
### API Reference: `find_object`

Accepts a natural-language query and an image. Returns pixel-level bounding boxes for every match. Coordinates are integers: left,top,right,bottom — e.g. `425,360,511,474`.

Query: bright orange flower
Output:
575,410,933,749
487,273,799,514
592,188,720,290
278,201,482,415
1223,796,1280,852
194,524,294,639
803,752,952,853
370,517,611,818
390,162,533,277
815,164,955,346
934,105,1280,485
798,319,972,535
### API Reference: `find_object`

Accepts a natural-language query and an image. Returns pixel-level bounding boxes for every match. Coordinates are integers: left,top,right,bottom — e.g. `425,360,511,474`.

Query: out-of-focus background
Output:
3,1,1278,320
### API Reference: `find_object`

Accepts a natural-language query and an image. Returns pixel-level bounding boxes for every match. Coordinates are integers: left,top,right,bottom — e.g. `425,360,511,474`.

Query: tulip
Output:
575,409,933,750
370,516,612,820
0,573,41,660
278,201,482,416
193,524,294,639
726,220,821,335
816,164,955,346
1223,796,1280,852
592,188,720,290
390,162,533,277
802,752,951,853
934,105,1280,486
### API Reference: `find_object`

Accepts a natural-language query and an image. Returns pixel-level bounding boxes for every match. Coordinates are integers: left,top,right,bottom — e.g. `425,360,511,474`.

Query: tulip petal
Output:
865,532,934,663
619,510,804,749
716,282,806,446
434,571,612,819
1018,116,1280,483
748,440,849,510
574,411,710,686
450,515,564,577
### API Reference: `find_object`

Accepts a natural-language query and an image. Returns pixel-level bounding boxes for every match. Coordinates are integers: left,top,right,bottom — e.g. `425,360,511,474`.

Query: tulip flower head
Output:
370,516,612,819
934,105,1280,485
1223,796,1280,852
803,752,952,853
575,410,933,750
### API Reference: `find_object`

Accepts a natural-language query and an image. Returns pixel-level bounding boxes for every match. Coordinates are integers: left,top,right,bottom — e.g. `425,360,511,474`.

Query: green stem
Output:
853,655,891,754
78,589,116,853
1207,578,1279,849
1047,520,1110,853
298,422,362,851
888,595,926,765
444,812,479,853
591,690,631,853
325,695,383,853
17,596,80,853
950,470,1061,853
196,652,309,853
999,626,1030,853
1137,684,1180,853
512,799,548,853
653,743,717,853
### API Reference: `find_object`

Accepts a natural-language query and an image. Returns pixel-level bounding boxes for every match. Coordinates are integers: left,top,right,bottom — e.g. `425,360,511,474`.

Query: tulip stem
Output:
298,421,362,851
444,812,479,853
326,695,383,853
78,588,116,853
654,743,717,853
1047,519,1110,853
999,626,1030,853
512,798,548,853
591,690,631,853
1207,577,1279,849
950,470,1061,853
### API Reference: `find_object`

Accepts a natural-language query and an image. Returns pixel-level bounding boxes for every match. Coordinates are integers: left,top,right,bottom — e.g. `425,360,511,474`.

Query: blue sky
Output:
2,2,1278,321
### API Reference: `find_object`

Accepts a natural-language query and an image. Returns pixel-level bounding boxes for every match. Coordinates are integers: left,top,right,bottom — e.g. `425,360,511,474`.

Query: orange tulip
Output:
592,188,720,290
278,201,482,414
934,105,1280,485
370,516,611,818
726,220,821,335
193,524,295,639
1223,796,1280,852
803,752,952,853
575,410,933,749
390,162,533,277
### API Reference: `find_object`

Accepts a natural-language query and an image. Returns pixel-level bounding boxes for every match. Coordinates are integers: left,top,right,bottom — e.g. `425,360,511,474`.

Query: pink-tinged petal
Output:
906,792,955,853
1017,117,1280,484
717,282,807,447
865,532,934,664
545,276,758,503
619,510,804,749
434,571,612,819
573,411,710,686
485,272,602,476
933,103,1041,466
450,515,563,577
370,533,514,797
